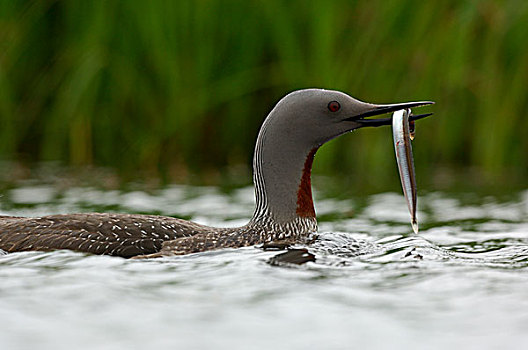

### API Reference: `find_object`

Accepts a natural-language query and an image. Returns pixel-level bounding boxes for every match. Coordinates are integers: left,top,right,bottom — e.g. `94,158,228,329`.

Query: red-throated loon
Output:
0,89,432,258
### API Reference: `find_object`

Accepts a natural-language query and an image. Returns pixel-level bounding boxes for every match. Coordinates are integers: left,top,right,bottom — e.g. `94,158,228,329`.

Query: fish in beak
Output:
392,108,419,233
348,100,433,233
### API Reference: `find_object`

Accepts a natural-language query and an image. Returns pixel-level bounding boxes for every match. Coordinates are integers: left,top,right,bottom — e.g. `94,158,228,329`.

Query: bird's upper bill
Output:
347,101,434,127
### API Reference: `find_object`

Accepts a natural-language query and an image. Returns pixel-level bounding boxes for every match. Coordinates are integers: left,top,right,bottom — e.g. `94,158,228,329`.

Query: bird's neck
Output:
249,112,318,235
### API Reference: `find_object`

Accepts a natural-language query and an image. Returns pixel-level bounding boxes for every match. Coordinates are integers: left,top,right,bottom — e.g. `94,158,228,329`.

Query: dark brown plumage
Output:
0,214,213,258
0,213,309,258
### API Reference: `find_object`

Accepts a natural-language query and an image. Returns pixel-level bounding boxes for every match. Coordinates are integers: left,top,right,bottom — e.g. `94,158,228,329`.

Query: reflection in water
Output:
1,184,528,349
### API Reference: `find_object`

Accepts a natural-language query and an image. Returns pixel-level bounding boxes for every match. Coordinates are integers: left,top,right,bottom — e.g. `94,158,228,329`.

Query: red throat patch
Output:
296,148,318,218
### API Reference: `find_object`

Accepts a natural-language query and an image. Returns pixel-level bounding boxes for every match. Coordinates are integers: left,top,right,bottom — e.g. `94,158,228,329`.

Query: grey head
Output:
251,88,433,230
262,89,433,147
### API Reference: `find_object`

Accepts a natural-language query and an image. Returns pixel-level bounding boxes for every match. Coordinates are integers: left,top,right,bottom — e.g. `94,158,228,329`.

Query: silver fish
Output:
392,109,418,233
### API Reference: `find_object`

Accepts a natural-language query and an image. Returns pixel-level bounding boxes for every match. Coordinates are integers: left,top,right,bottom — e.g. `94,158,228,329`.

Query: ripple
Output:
1,184,528,349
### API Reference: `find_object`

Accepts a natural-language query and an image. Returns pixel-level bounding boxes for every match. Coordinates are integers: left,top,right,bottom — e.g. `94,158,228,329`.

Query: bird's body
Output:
0,213,314,258
0,89,432,258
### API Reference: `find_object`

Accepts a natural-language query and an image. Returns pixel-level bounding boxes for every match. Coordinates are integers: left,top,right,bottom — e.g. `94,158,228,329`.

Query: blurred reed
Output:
0,0,527,187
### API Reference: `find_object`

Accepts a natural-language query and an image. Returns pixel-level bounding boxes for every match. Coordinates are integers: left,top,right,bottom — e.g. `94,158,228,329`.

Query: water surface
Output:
1,183,527,349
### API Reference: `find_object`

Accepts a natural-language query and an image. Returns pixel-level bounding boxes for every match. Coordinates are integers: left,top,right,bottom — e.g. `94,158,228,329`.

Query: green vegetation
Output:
1,1,527,188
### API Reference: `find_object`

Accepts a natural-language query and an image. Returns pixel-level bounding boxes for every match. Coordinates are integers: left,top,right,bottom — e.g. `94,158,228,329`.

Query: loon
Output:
0,89,432,258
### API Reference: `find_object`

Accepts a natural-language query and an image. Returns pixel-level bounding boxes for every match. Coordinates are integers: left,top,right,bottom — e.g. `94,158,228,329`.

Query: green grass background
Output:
1,0,527,189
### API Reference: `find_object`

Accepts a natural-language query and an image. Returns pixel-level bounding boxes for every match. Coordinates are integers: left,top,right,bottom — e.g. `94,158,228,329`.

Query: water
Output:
1,182,527,349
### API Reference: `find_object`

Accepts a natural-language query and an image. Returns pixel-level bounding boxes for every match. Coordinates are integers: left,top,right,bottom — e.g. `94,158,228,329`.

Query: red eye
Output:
328,101,340,112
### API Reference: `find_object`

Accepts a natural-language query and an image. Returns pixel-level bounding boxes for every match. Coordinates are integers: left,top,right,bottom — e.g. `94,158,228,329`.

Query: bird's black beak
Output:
347,101,434,127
